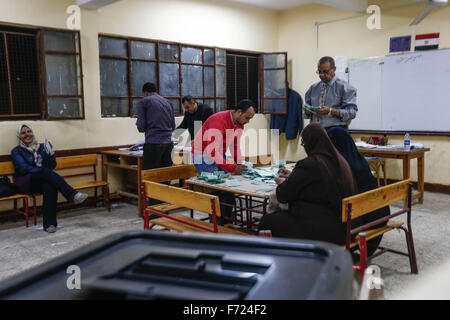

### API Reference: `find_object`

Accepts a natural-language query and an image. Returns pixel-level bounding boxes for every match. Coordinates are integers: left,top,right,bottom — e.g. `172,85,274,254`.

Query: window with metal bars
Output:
99,35,227,117
227,51,288,114
0,25,84,120
226,52,259,110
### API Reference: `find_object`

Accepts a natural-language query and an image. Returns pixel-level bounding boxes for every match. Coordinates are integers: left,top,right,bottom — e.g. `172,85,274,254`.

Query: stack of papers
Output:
355,141,377,149
356,142,425,150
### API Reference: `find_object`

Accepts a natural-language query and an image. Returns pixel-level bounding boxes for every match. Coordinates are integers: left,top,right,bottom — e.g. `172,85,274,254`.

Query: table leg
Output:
402,156,411,180
403,156,411,208
101,154,107,182
417,155,425,204
138,157,143,217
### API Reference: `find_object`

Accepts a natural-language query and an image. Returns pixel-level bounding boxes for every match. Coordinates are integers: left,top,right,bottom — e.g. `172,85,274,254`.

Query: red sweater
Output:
192,111,243,173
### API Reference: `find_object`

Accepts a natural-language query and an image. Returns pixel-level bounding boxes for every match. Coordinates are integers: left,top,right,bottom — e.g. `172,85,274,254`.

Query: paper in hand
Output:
303,103,321,111
44,139,54,155
43,129,54,155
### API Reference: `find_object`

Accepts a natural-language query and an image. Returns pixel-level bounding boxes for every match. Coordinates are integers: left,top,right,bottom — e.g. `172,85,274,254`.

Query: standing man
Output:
304,56,357,131
192,99,256,225
174,96,213,141
136,82,175,170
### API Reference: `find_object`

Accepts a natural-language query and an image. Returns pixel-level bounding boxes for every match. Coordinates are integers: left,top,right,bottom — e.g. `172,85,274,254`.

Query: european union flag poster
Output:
389,36,411,53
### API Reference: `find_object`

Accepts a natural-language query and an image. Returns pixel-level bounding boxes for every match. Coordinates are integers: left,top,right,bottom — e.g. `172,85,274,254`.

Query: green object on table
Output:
206,178,224,184
214,171,230,179
226,178,241,187
251,180,262,185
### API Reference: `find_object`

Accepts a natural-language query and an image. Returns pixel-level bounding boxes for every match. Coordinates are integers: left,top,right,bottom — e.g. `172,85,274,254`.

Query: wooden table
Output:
357,147,430,204
101,150,144,216
185,163,295,229
101,149,190,217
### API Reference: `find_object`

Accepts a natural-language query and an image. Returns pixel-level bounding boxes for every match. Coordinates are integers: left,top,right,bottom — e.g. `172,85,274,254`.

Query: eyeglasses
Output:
20,130,32,135
316,69,332,75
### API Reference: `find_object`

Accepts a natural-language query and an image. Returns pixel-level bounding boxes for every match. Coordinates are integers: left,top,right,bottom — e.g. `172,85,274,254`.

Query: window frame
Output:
99,34,230,117
41,27,85,120
0,29,41,119
259,52,288,115
0,24,85,121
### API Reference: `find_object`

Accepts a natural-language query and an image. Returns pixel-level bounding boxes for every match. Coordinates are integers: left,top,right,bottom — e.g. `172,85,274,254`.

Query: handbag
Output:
0,176,18,197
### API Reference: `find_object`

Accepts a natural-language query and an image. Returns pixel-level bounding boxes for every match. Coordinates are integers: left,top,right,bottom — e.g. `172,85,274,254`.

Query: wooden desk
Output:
101,149,190,217
185,163,295,229
357,147,430,204
101,150,144,216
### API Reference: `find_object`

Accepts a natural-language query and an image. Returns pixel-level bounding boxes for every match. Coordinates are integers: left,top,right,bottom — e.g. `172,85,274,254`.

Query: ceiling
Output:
217,0,370,12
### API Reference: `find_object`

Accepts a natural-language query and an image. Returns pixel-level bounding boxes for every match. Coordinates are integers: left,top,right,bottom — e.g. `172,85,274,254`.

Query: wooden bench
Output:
142,180,246,235
342,179,417,278
0,161,31,227
141,164,198,215
29,154,111,217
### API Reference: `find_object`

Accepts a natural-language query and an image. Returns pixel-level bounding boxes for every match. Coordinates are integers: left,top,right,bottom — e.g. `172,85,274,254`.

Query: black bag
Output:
0,176,18,197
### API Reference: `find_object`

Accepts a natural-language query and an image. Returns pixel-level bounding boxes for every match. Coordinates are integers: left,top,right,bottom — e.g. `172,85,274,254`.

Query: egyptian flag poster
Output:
414,33,440,51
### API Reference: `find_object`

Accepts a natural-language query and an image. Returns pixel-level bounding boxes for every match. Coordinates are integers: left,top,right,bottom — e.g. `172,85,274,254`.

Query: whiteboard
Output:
348,49,450,132
348,56,383,131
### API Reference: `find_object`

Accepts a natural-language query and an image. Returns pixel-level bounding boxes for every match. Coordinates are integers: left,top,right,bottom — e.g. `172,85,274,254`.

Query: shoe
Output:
45,225,57,233
73,192,88,204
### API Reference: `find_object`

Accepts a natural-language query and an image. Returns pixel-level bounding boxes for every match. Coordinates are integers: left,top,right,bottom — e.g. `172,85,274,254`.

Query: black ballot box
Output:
0,231,355,300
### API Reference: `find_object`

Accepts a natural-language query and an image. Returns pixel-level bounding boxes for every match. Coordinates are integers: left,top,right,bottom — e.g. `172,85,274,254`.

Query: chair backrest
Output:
143,180,221,217
141,164,198,183
55,154,98,181
342,179,411,222
0,161,16,176
55,154,98,170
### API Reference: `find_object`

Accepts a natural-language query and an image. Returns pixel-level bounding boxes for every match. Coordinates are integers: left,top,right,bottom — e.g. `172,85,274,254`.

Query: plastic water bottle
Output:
404,132,410,151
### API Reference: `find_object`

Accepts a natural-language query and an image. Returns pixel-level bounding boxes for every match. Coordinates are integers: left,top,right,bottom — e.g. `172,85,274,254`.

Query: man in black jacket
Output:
174,96,213,141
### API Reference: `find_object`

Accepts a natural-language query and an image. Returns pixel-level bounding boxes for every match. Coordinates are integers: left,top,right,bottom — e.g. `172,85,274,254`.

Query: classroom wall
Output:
0,0,279,207
278,0,450,185
0,0,278,156
1,0,449,188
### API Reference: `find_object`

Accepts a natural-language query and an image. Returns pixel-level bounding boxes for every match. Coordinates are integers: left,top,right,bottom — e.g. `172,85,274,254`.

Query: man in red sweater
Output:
193,99,256,175
192,99,256,225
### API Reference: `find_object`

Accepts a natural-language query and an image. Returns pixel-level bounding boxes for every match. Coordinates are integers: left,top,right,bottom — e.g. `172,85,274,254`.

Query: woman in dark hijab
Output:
327,127,390,255
258,123,358,245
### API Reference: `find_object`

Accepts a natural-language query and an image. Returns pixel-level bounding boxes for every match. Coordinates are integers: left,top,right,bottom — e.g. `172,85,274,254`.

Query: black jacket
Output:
176,103,213,140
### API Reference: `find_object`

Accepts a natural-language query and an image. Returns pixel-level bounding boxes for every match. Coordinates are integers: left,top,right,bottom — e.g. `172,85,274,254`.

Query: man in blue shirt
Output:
136,82,176,170
304,56,357,131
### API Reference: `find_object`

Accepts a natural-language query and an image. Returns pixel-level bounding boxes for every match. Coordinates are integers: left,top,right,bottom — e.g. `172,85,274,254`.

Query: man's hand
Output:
277,168,292,179
317,106,331,115
304,109,312,116
232,164,247,175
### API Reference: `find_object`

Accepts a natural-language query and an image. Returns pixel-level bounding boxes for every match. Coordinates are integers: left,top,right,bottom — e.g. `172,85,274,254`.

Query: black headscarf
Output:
327,127,377,193
328,127,390,254
301,123,357,212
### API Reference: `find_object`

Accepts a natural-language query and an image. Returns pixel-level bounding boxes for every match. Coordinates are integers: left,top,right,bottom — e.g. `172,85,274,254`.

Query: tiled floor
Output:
0,191,449,299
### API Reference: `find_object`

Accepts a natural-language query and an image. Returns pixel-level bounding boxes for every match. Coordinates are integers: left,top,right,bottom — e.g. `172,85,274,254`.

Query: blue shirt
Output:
136,93,175,144
305,76,357,128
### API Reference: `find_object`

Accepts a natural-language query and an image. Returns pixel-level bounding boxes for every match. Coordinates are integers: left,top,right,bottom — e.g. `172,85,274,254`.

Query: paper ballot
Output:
43,129,54,155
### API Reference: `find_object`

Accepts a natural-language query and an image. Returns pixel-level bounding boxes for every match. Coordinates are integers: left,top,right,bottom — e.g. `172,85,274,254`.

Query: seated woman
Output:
258,123,358,246
327,127,390,256
11,124,88,233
